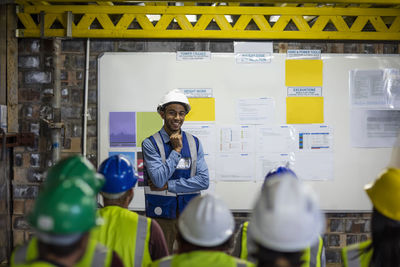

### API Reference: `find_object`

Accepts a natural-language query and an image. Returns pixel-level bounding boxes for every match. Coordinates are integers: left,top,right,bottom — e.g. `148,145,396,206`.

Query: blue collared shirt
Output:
142,127,209,194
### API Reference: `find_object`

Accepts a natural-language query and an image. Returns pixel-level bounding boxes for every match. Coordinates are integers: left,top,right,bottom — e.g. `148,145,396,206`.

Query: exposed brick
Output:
60,71,68,80
13,230,25,246
178,41,210,51
22,153,30,168
13,185,39,199
328,234,341,247
13,167,29,184
30,123,40,136
330,219,344,232
24,71,51,84
61,106,82,119
13,200,25,215
147,41,177,52
39,105,53,121
27,168,44,183
19,89,41,102
72,124,82,137
14,153,22,167
62,40,85,52
325,249,341,264
88,107,96,121
25,199,35,214
90,40,114,52
13,216,30,230
45,56,52,68
30,153,40,168
71,89,82,104
117,41,145,52
19,56,40,68
87,124,96,136
88,90,97,104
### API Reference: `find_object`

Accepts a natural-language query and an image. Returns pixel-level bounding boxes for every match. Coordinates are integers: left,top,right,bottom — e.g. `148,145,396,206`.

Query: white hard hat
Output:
178,194,234,247
157,89,191,114
249,175,325,252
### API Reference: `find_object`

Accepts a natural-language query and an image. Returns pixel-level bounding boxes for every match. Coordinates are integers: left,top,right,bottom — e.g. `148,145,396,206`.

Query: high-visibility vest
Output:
13,261,57,267
10,234,113,267
144,131,200,219
91,206,152,267
239,221,326,267
150,251,255,267
342,240,372,267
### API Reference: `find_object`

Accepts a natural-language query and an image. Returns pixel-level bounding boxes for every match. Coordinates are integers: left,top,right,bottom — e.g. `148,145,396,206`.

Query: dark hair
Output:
38,233,87,258
177,231,235,254
160,102,189,113
252,242,304,267
366,208,400,267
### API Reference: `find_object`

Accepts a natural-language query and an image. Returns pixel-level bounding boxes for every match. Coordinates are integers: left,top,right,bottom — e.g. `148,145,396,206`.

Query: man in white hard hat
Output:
249,174,325,267
233,167,326,267
142,89,209,252
149,194,254,267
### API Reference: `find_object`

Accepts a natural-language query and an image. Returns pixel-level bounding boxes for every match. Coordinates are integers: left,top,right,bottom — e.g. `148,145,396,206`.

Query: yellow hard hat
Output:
365,168,400,221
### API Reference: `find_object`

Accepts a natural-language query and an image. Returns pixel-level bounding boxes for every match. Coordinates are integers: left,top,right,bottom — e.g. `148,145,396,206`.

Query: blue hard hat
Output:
98,155,137,194
264,166,297,182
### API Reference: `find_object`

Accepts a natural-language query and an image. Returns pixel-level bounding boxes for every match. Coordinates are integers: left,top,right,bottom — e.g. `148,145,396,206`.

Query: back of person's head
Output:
263,165,297,188
98,155,138,205
249,175,325,267
364,168,400,266
29,176,101,258
177,194,235,253
44,155,104,192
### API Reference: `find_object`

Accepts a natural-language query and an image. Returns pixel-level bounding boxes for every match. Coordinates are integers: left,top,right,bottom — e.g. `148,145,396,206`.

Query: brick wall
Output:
12,39,399,264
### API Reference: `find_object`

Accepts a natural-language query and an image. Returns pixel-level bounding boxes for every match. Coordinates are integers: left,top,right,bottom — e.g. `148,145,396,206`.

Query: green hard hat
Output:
44,155,104,193
29,176,100,235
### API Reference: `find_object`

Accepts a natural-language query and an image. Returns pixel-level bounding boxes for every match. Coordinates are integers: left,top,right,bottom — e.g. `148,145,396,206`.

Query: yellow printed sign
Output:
285,59,323,87
186,98,215,121
137,112,163,147
286,97,324,124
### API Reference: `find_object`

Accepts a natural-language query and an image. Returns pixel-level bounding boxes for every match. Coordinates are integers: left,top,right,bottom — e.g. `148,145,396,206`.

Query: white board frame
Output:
98,52,400,212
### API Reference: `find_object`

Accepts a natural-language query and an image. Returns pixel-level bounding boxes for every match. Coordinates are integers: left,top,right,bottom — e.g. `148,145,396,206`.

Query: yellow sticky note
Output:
286,97,324,124
186,98,215,121
137,112,163,147
285,59,323,87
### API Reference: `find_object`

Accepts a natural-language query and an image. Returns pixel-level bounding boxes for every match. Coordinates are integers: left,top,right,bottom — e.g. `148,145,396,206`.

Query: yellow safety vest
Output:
91,205,152,267
239,221,326,267
342,240,372,267
13,261,57,267
10,235,113,267
150,251,255,267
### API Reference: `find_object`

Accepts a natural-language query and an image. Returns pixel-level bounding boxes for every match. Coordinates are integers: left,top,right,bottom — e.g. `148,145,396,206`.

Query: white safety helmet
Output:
178,194,234,247
157,89,191,114
249,175,325,252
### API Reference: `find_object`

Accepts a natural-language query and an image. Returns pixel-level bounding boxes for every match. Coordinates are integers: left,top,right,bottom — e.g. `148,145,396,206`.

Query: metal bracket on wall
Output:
41,118,66,146
13,1,400,40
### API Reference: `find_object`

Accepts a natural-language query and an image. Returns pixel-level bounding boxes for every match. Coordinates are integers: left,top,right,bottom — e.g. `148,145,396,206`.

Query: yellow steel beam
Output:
15,4,400,40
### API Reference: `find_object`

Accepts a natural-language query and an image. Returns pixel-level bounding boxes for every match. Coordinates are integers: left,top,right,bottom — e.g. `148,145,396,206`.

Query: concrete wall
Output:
13,38,399,266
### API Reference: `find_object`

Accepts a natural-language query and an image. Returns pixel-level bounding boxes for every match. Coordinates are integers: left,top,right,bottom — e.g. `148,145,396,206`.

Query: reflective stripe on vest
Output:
309,236,324,267
12,244,29,265
12,236,111,267
92,244,108,267
135,215,148,266
342,240,372,267
91,206,152,267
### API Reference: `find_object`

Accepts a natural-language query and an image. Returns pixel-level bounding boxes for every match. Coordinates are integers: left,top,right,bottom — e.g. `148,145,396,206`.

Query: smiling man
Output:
142,89,209,253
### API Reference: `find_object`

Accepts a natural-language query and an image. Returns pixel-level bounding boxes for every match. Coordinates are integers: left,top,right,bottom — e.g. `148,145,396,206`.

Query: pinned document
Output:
285,59,323,87
286,97,324,124
186,98,215,121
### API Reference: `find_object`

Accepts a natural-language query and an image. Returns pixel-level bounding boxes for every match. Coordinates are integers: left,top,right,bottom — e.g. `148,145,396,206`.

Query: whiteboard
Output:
98,52,400,211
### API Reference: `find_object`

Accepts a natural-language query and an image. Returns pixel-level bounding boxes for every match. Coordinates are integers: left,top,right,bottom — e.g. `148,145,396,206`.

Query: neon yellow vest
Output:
91,206,152,267
10,235,113,267
342,240,372,267
13,261,57,267
151,251,255,267
239,221,325,267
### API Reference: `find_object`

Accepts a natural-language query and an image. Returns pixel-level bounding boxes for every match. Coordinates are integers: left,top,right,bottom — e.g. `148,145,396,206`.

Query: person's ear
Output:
159,110,165,119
